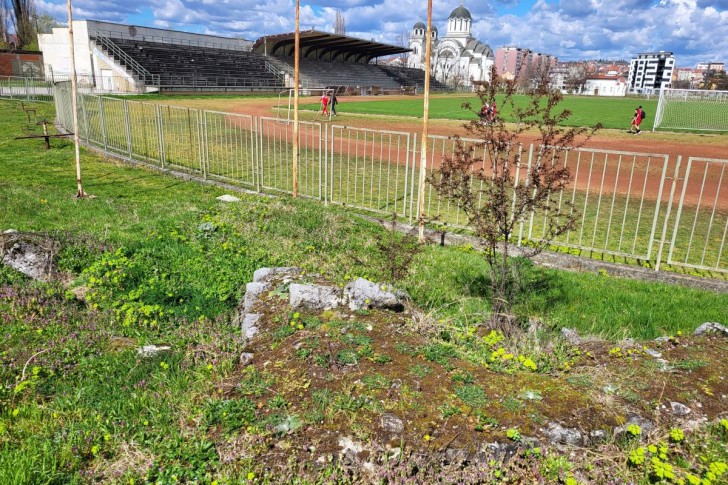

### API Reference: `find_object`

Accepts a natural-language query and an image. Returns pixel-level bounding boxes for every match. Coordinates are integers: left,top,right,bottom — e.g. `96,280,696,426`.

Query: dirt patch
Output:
218,271,728,474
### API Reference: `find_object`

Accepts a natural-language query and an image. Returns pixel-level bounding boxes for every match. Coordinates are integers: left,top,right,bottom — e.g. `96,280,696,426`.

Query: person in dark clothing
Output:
329,92,338,116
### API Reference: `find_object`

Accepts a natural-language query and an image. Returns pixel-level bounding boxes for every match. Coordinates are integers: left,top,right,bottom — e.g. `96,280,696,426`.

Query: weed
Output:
454,384,488,408
409,364,432,378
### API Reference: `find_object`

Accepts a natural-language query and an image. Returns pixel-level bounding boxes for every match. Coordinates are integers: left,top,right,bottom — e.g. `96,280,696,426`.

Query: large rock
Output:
243,282,268,313
2,241,53,281
544,422,583,446
289,283,342,310
253,267,301,284
242,313,262,340
380,413,405,434
693,322,728,337
344,278,404,312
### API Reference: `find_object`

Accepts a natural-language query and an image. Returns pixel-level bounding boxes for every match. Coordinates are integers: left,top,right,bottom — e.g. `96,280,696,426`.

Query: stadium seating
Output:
91,35,452,93
93,37,286,91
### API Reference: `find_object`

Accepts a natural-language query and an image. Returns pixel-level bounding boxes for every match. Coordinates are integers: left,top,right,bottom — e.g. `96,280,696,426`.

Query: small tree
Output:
429,67,600,334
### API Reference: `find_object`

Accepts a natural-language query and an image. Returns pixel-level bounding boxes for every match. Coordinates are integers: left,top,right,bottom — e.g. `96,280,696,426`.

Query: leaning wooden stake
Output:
292,0,300,198
67,0,85,198
418,0,433,242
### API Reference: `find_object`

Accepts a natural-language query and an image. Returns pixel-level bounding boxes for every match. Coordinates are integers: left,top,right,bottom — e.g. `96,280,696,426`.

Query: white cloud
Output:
34,0,727,66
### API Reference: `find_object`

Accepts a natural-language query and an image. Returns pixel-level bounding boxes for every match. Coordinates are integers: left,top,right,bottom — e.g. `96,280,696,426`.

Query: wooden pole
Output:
67,0,85,198
292,0,300,198
418,0,433,242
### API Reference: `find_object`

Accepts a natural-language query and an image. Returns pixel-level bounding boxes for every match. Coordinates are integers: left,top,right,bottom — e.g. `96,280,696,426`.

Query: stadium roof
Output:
252,30,410,64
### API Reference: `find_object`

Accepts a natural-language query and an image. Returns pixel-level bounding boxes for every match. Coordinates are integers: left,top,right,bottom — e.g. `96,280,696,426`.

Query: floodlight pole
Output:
292,0,300,198
417,0,433,242
67,0,85,198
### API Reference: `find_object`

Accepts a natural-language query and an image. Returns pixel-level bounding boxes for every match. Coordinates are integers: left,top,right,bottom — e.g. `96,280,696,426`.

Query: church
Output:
408,4,494,88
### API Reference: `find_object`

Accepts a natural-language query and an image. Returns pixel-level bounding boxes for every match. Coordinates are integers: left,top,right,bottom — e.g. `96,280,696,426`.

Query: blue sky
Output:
36,0,728,67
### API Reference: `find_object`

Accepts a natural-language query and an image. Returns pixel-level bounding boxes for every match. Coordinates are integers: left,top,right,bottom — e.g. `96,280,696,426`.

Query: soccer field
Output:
302,94,658,131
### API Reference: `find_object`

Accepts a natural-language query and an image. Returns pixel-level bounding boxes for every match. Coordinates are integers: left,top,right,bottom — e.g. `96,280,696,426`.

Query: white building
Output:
37,20,251,92
408,4,494,87
627,51,675,94
583,76,627,96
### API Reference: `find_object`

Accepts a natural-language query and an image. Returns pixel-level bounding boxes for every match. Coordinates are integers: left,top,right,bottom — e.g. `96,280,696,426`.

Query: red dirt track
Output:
223,95,727,209
226,94,727,160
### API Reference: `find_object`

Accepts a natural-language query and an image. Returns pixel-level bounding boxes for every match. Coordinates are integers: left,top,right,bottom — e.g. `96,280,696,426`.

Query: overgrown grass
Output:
1,99,727,483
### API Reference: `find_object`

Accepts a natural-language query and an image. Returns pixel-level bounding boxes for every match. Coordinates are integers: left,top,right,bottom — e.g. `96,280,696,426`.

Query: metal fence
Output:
51,84,728,274
1,75,141,102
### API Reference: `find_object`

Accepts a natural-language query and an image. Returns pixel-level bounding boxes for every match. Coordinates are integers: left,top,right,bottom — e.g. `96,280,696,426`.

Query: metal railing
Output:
50,85,728,274
92,28,251,52
92,32,160,87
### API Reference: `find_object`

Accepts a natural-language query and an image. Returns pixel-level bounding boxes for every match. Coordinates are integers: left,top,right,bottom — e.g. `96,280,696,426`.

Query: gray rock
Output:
216,194,241,202
289,283,342,310
670,401,692,416
338,436,365,464
239,352,254,366
243,282,268,313
253,267,301,284
2,241,52,281
380,413,404,434
544,422,583,446
561,327,581,345
614,414,655,440
344,278,403,311
481,442,519,462
693,322,728,337
4,229,17,234
653,336,671,343
242,313,262,340
589,429,608,445
137,345,171,357
644,348,662,359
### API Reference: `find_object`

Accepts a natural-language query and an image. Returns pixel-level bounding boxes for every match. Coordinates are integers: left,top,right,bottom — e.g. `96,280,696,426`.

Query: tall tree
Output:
334,9,345,35
0,1,9,46
563,62,597,94
702,69,728,90
10,0,35,48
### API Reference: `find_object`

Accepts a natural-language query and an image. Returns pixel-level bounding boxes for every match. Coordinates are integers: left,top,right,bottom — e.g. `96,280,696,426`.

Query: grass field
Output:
2,99,728,483
301,94,659,131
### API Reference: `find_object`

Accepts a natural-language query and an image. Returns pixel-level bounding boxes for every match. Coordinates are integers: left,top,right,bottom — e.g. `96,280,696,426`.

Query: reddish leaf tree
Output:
429,68,600,333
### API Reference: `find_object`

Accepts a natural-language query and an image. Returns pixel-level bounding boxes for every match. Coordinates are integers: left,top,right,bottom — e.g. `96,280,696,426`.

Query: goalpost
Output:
654,88,728,132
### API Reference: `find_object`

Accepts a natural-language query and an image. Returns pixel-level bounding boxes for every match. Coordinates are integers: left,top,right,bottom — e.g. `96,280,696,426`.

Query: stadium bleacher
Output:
93,36,286,91
91,34,450,94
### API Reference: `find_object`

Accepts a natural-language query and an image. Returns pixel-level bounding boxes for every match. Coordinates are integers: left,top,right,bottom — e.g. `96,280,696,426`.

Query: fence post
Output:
80,95,89,144
321,122,325,203
98,97,108,151
655,156,683,272
123,99,133,159
517,144,534,246
156,104,166,169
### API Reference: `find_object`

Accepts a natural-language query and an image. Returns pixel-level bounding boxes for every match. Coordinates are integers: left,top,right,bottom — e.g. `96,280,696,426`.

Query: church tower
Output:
408,21,438,69
446,3,472,41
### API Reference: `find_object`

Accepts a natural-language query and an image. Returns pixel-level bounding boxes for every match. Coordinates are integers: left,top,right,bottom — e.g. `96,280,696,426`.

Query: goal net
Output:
654,88,728,132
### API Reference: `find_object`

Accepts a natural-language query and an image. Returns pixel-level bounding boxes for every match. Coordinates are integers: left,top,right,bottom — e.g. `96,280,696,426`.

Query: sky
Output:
35,0,728,68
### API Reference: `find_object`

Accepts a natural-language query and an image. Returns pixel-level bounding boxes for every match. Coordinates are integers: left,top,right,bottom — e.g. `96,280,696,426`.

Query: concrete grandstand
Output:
38,20,446,94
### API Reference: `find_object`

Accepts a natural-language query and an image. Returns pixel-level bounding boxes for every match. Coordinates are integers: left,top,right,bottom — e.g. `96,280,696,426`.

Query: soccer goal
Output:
653,88,728,132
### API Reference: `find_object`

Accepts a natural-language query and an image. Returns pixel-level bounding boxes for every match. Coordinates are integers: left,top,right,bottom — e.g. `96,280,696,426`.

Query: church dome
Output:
448,5,472,20
413,21,426,30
